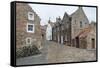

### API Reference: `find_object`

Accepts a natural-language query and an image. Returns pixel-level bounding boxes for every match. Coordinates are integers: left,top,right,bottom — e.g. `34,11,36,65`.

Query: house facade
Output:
46,20,52,40
16,3,42,49
52,12,71,45
71,7,89,47
41,25,47,40
52,7,96,49
78,22,96,49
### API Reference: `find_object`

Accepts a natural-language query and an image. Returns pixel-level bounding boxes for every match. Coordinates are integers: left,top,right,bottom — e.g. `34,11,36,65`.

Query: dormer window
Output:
28,12,34,20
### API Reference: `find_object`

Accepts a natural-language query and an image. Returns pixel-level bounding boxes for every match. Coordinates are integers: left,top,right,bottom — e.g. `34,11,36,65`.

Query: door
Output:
91,38,95,49
76,37,79,48
72,39,75,47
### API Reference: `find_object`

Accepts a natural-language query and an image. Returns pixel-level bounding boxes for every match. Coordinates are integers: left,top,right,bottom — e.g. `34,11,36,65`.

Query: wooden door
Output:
91,38,95,49
76,37,79,48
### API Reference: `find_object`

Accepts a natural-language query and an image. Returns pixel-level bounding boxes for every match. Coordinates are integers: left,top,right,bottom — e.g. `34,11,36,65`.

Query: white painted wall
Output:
46,23,52,40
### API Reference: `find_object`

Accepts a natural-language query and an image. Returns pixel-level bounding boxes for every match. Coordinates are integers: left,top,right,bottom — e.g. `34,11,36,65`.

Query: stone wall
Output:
16,3,42,49
79,37,87,49
71,7,89,39
86,29,96,49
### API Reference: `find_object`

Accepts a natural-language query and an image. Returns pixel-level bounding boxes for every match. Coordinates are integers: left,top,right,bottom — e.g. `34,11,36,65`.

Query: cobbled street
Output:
16,40,96,65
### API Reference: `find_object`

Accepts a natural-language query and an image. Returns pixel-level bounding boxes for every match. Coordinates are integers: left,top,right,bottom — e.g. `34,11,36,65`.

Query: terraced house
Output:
52,12,71,45
16,3,42,49
52,7,96,49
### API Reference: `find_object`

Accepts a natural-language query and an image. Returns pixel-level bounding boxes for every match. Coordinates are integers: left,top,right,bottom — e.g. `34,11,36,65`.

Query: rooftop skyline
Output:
29,4,96,25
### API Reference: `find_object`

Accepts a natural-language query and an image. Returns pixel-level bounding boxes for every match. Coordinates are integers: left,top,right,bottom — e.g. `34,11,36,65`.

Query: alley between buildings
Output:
16,40,96,65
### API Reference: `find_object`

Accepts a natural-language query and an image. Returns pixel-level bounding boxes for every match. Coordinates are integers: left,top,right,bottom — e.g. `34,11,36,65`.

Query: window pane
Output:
28,25,33,31
29,14,33,18
80,21,82,28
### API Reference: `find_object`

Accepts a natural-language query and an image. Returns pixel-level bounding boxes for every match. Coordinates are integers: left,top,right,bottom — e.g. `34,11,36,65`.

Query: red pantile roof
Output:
77,26,92,38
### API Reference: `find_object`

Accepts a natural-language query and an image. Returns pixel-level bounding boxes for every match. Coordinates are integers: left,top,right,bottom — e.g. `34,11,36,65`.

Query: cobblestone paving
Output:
46,41,96,63
16,40,96,65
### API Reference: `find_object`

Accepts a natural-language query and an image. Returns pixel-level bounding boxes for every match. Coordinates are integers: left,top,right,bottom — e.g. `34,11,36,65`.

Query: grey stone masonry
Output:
16,3,42,49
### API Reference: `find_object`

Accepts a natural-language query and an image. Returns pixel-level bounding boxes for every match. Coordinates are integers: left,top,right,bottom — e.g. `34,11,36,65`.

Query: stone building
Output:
71,7,89,47
41,25,47,40
52,7,96,49
46,20,53,40
52,12,71,45
71,7,97,49
16,3,42,49
77,22,96,49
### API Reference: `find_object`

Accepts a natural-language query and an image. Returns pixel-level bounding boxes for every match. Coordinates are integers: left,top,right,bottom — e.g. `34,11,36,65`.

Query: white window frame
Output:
26,37,32,45
27,23,35,33
28,12,34,20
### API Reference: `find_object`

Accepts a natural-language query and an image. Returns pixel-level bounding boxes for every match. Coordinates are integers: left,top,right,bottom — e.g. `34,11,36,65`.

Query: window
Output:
69,17,72,21
80,21,82,28
75,20,76,24
26,37,31,45
27,23,35,33
28,12,34,20
66,24,69,29
85,22,87,24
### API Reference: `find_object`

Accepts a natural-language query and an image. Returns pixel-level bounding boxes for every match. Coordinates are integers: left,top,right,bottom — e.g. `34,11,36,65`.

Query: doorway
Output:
91,38,95,49
72,39,75,47
76,37,79,48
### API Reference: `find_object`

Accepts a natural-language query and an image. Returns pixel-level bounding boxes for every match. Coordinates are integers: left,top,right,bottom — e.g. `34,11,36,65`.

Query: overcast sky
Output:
29,4,96,26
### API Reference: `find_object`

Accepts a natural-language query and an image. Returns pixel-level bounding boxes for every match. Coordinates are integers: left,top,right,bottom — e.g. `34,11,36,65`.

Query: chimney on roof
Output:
56,16,61,21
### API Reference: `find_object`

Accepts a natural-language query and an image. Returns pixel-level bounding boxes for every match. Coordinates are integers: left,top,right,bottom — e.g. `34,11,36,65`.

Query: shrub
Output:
16,45,41,58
